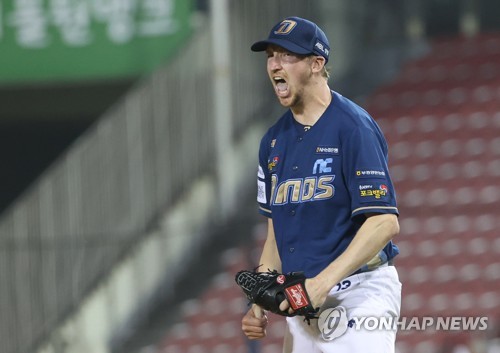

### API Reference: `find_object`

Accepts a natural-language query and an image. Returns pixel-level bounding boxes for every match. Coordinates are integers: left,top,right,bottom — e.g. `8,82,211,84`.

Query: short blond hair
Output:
321,66,330,80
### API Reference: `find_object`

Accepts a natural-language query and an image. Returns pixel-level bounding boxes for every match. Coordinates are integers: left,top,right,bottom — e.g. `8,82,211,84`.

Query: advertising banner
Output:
0,0,192,83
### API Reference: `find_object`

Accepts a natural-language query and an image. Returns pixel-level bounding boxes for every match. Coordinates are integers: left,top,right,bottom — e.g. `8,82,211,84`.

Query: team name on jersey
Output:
270,175,335,205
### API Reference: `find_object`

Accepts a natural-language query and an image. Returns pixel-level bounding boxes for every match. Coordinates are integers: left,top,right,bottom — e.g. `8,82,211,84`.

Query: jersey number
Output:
334,280,351,292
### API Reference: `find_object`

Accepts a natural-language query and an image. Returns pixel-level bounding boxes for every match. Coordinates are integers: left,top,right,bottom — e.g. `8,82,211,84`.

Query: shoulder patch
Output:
258,165,265,179
257,180,267,203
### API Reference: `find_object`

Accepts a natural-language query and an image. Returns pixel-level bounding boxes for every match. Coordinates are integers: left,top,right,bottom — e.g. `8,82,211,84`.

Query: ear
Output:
310,56,326,74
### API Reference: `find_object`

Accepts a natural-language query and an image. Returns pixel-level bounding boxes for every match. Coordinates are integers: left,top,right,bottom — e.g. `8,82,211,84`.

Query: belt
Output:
351,259,394,276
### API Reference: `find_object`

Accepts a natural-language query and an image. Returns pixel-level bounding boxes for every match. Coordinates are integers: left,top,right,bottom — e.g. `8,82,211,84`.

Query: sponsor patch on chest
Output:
268,156,279,172
315,146,339,155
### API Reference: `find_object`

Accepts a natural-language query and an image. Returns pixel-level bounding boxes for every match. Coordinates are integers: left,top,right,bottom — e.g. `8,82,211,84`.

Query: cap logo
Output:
314,40,330,56
274,20,297,35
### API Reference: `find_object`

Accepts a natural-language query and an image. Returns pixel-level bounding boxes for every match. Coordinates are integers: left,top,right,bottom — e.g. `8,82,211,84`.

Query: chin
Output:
278,99,292,108
276,94,293,107
280,95,301,109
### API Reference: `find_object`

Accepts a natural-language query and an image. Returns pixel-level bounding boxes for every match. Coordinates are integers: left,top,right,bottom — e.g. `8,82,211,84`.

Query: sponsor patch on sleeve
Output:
355,169,386,178
257,180,267,203
358,183,389,202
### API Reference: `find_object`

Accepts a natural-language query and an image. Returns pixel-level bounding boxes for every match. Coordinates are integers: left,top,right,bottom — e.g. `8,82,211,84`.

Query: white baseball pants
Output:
283,265,402,353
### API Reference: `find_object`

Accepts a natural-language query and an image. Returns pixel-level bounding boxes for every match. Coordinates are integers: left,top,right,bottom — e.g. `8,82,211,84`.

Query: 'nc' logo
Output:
274,20,297,35
313,158,333,174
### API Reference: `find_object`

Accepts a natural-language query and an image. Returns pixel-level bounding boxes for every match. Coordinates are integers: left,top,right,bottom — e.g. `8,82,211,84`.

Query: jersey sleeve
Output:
342,126,399,223
257,133,273,218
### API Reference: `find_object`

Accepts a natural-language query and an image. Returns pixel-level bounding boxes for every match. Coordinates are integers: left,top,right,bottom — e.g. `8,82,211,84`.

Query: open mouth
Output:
273,76,289,97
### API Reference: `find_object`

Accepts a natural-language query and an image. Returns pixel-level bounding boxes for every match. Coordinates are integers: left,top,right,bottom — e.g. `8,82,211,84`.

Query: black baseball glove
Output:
235,269,319,323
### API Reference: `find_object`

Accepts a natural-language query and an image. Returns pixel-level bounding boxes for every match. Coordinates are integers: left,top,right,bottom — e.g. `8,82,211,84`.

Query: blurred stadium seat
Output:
366,33,500,353
157,224,287,353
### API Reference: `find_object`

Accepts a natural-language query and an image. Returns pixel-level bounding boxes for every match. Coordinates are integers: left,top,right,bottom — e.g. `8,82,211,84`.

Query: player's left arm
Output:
306,212,399,309
279,212,399,312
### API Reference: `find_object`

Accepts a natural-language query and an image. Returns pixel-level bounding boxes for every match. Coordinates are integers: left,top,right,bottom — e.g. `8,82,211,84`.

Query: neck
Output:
291,81,332,126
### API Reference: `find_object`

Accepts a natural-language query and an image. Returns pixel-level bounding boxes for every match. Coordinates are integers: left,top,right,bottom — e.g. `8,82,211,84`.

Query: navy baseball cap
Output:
251,17,330,63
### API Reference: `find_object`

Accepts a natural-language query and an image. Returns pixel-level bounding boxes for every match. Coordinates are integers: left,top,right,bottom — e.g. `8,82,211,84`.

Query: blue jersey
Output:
257,91,399,278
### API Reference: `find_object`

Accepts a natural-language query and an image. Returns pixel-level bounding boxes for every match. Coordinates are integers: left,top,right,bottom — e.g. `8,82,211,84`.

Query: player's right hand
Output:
242,304,268,339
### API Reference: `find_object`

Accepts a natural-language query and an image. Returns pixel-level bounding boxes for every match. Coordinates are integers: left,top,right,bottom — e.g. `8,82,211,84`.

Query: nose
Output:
268,54,282,72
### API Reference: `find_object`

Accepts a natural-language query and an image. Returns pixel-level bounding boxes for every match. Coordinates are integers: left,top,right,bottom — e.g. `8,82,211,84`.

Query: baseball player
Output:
241,17,402,352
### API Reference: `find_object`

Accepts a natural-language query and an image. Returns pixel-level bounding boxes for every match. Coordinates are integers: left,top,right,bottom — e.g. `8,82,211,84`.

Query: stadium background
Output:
0,1,498,353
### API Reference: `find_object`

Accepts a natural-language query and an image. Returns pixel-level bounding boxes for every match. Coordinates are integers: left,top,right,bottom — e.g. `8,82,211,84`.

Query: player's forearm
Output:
258,219,282,272
315,213,399,291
